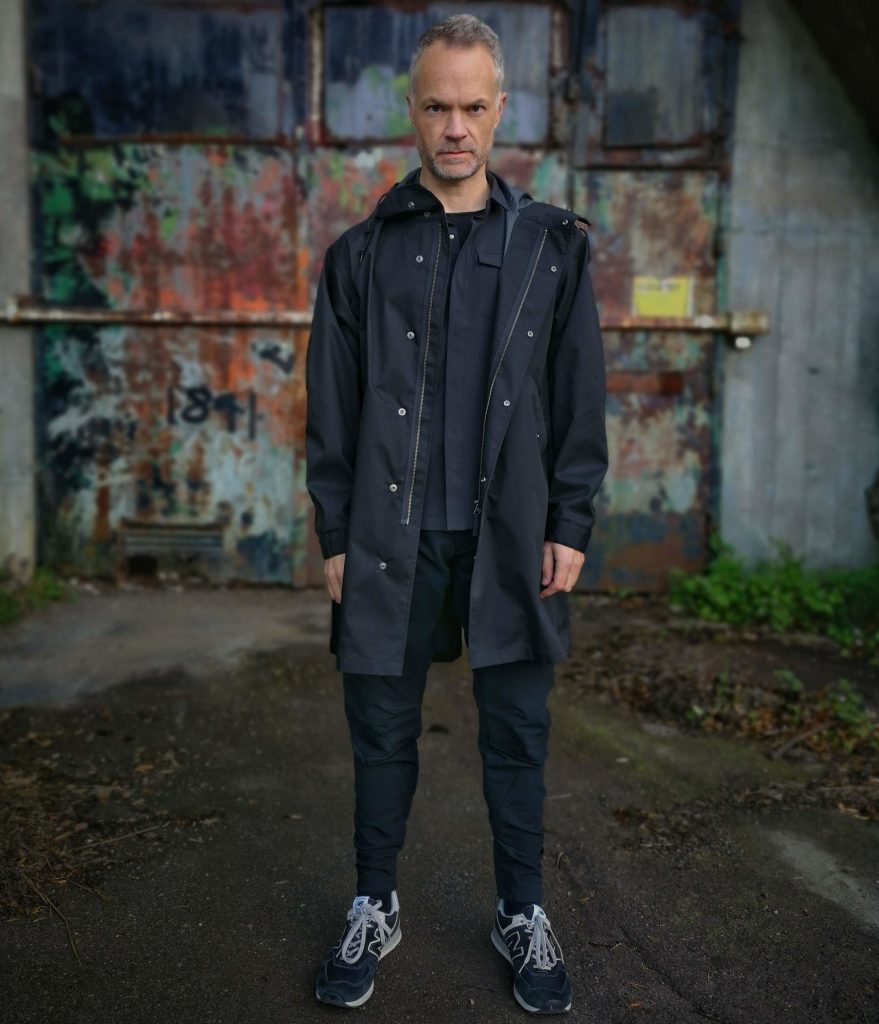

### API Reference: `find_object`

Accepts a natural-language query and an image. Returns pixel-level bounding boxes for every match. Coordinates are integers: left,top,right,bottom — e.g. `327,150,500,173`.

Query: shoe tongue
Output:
505,900,536,918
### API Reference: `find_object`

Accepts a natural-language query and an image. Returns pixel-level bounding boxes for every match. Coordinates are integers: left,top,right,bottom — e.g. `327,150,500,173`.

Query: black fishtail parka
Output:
305,168,608,675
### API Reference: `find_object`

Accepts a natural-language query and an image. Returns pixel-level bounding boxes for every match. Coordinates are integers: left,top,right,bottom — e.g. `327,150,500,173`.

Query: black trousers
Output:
342,528,555,905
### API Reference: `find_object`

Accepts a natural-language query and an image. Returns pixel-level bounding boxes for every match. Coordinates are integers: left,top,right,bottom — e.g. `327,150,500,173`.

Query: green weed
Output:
0,567,74,625
669,535,879,661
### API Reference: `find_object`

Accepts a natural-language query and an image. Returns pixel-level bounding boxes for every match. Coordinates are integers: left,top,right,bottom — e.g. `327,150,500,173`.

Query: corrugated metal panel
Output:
32,144,304,311
581,170,720,321
31,141,308,582
578,170,720,590
37,320,307,582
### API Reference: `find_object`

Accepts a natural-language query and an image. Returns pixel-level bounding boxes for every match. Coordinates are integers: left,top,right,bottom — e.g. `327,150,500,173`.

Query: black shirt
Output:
420,185,507,531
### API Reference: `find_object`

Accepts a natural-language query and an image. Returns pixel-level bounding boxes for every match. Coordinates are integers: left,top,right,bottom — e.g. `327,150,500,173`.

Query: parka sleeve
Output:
304,240,362,559
544,225,609,553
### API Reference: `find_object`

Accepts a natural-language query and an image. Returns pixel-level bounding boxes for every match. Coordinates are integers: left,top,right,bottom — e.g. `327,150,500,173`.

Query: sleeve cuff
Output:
544,519,592,553
318,528,348,559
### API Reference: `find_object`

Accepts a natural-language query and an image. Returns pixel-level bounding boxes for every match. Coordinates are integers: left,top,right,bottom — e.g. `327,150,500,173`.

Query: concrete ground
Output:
0,583,877,1023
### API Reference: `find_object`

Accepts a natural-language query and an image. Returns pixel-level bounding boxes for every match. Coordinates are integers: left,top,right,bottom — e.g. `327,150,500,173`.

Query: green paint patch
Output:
44,267,82,304
160,208,180,243
31,146,151,308
41,180,75,218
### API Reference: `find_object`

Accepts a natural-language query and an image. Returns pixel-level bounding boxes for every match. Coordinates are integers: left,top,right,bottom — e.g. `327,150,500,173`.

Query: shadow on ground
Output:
1,586,877,1023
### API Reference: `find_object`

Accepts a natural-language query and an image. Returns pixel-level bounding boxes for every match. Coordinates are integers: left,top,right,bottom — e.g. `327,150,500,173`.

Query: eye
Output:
471,104,486,113
426,104,442,113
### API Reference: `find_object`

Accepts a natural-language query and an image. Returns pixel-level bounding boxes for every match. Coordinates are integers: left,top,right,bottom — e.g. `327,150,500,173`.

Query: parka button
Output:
406,330,415,339
378,561,387,570
398,407,406,415
551,265,557,272
415,254,424,263
527,330,534,337
407,201,415,208
423,210,430,217
480,476,486,482
503,399,510,406
389,483,398,492
562,219,569,225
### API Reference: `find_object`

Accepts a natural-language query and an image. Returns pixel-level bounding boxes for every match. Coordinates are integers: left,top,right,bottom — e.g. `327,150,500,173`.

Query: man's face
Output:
407,41,506,182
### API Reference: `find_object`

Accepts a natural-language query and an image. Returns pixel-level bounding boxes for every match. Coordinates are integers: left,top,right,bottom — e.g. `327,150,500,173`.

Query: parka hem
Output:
334,638,569,677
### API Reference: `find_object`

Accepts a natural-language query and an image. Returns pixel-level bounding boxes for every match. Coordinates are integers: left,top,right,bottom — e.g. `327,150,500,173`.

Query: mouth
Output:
438,150,473,157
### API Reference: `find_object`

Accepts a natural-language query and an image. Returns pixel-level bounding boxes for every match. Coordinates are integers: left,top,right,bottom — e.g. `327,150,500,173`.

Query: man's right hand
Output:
324,553,346,604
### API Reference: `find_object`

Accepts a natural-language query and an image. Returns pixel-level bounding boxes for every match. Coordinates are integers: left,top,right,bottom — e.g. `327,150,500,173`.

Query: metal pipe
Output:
2,296,769,335
2,297,312,328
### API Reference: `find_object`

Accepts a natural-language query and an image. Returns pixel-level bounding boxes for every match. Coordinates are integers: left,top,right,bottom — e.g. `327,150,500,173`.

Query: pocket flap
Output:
477,250,503,268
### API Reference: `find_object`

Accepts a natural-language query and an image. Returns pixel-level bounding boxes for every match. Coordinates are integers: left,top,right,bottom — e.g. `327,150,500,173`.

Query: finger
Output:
564,557,581,591
541,544,554,587
541,560,566,597
325,566,339,604
550,554,576,596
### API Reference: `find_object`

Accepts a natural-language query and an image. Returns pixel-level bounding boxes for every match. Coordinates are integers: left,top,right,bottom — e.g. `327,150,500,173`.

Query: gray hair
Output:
408,14,504,98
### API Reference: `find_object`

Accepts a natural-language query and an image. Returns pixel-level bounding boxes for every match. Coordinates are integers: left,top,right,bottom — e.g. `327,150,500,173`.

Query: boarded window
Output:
323,3,553,145
30,0,289,139
604,6,704,147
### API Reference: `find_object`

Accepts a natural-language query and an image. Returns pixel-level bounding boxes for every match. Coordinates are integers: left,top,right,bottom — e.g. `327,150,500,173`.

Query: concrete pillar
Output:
0,0,36,582
721,0,879,569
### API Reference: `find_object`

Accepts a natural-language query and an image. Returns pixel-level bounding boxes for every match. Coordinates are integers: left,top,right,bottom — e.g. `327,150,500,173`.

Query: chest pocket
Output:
471,248,503,320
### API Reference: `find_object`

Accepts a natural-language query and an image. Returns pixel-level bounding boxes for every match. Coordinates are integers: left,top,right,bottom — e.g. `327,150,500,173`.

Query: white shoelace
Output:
339,896,394,964
520,906,562,972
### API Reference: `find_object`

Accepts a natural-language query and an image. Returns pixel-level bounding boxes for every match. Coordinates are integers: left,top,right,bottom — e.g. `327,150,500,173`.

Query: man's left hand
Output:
539,540,585,598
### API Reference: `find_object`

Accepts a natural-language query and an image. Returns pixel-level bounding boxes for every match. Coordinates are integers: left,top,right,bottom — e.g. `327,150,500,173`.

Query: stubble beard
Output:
417,135,493,182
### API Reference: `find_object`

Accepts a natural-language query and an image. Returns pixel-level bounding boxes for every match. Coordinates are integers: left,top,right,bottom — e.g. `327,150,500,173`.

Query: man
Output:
305,13,607,1016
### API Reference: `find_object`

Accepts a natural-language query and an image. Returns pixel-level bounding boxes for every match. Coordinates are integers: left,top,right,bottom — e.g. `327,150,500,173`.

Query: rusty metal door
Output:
25,0,312,584
572,0,745,590
19,0,747,590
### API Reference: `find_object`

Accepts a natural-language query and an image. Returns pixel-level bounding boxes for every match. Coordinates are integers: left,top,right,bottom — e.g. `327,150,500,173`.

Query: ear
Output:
494,91,507,128
406,92,414,126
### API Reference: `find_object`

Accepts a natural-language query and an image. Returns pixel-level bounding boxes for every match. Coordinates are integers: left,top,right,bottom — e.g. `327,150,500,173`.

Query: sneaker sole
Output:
491,925,572,1014
314,925,403,1008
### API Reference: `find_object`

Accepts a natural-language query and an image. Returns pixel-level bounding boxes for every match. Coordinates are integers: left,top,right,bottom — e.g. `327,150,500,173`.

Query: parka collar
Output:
373,166,523,219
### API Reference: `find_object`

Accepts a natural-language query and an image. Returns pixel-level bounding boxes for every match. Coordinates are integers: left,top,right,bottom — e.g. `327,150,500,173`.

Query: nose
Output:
444,111,467,140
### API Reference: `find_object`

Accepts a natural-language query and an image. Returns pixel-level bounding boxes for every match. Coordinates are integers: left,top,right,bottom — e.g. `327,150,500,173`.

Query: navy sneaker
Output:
491,898,573,1013
314,891,402,1007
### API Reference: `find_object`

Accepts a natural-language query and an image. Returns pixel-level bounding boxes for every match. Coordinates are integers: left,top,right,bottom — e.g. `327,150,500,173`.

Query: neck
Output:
418,164,491,213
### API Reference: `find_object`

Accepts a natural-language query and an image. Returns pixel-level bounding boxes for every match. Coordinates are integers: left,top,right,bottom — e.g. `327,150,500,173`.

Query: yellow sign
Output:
632,276,693,317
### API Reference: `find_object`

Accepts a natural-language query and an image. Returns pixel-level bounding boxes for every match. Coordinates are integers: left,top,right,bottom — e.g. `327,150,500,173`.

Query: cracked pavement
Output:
1,585,877,1022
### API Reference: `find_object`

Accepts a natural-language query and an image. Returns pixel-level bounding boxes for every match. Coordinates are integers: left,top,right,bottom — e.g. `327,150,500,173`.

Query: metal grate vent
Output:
118,519,225,561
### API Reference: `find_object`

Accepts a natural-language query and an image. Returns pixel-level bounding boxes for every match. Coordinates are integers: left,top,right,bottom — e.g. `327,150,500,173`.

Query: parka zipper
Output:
472,227,548,525
403,222,443,525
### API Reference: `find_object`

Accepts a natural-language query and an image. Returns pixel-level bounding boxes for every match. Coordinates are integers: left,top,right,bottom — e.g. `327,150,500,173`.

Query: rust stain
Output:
607,371,684,395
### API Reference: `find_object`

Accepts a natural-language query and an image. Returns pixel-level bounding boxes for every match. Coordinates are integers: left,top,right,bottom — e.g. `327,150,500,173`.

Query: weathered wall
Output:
0,0,35,581
21,1,742,590
721,0,879,568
